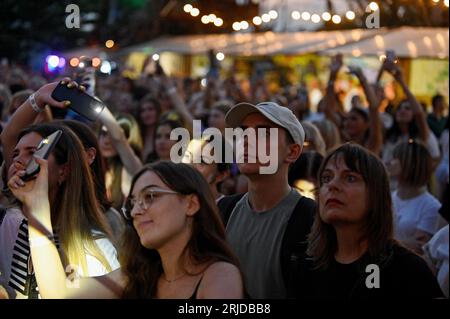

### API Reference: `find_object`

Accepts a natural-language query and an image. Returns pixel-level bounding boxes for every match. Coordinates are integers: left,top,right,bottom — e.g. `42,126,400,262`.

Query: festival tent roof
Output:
64,27,449,59
322,27,449,59
120,28,384,56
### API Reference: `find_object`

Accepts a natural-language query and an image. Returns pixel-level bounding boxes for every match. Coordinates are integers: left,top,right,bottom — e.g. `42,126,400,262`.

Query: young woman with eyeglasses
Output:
9,160,244,299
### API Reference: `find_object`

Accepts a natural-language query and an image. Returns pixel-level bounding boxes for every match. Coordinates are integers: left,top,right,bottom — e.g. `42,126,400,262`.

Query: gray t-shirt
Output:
226,189,301,299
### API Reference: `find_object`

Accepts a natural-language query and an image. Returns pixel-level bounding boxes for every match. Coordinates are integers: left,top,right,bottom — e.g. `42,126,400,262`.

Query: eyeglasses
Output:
121,186,180,220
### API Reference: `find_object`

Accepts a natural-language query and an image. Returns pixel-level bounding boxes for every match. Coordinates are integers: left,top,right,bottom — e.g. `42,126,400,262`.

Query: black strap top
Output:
188,275,205,300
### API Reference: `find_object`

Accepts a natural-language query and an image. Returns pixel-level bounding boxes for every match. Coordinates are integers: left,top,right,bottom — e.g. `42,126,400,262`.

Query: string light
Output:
105,39,114,48
201,15,210,24
190,8,199,16
183,5,225,28
332,15,341,24
311,14,321,23
322,12,331,21
253,16,262,25
262,13,271,22
183,4,192,13
268,10,278,19
346,11,356,20
444,0,449,7
301,12,311,21
183,2,405,30
369,2,379,11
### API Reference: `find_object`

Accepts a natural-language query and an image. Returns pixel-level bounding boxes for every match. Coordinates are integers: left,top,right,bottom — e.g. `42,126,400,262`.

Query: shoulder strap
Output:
217,193,246,226
0,207,6,226
280,196,316,298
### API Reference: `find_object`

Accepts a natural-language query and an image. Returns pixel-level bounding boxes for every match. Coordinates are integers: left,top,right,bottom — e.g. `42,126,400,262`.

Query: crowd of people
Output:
0,52,448,299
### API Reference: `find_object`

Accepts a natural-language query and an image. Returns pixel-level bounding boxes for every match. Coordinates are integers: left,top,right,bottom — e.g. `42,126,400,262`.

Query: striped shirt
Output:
0,207,120,299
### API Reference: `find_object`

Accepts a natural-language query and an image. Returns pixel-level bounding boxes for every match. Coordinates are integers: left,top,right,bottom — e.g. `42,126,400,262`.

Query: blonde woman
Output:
2,124,119,298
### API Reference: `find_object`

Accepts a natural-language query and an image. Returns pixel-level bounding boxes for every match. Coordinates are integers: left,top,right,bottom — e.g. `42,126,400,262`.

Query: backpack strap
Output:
217,193,246,226
0,207,6,226
279,196,316,298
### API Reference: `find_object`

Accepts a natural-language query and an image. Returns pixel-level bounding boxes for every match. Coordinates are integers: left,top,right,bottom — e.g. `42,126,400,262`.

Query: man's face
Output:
236,113,291,176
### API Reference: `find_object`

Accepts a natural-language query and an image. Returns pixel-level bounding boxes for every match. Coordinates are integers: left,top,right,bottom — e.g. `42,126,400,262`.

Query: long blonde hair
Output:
18,124,114,274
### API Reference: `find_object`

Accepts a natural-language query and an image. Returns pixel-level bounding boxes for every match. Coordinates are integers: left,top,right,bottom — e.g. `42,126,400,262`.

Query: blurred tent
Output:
120,28,382,56
118,27,448,59
323,27,449,59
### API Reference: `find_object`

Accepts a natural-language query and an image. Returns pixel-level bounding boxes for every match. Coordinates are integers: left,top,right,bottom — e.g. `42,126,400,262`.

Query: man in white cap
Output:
218,101,316,299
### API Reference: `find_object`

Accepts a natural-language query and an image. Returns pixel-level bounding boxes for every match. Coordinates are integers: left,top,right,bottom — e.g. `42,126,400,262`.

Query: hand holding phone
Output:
51,81,105,121
384,50,402,78
21,130,62,181
385,50,397,64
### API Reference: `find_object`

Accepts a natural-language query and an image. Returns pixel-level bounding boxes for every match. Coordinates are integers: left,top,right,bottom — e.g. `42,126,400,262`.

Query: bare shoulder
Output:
197,261,244,299
204,261,241,277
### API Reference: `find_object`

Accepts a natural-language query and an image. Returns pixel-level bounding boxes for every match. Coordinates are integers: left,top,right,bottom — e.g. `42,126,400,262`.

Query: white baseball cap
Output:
225,102,305,147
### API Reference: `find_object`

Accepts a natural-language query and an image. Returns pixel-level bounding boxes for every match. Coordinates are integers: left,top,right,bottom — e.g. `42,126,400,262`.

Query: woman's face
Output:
159,93,172,114
98,129,118,158
155,124,177,161
208,109,226,132
131,171,190,249
395,103,414,124
9,132,63,196
318,154,368,226
385,157,401,178
344,111,368,138
140,101,158,127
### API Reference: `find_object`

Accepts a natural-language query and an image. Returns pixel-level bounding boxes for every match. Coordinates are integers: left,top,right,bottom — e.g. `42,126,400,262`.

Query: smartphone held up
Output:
51,81,105,121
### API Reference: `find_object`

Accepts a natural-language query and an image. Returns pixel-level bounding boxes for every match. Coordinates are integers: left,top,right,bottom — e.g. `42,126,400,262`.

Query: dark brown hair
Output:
307,143,394,269
119,161,240,298
393,139,432,188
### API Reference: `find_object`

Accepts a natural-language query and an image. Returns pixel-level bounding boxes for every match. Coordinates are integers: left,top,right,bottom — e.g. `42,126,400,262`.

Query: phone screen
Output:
51,82,105,121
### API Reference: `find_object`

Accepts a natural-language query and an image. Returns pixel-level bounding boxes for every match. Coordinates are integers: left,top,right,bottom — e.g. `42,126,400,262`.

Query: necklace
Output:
162,272,187,283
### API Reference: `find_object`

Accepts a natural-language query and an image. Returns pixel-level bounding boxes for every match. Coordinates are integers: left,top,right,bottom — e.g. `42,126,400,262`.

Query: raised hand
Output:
330,53,343,76
33,77,86,109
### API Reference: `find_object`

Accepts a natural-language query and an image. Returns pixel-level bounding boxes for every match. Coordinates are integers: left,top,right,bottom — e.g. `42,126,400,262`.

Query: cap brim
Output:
225,102,285,129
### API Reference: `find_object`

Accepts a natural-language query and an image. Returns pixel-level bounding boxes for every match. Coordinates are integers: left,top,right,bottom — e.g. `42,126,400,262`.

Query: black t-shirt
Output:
298,243,444,299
